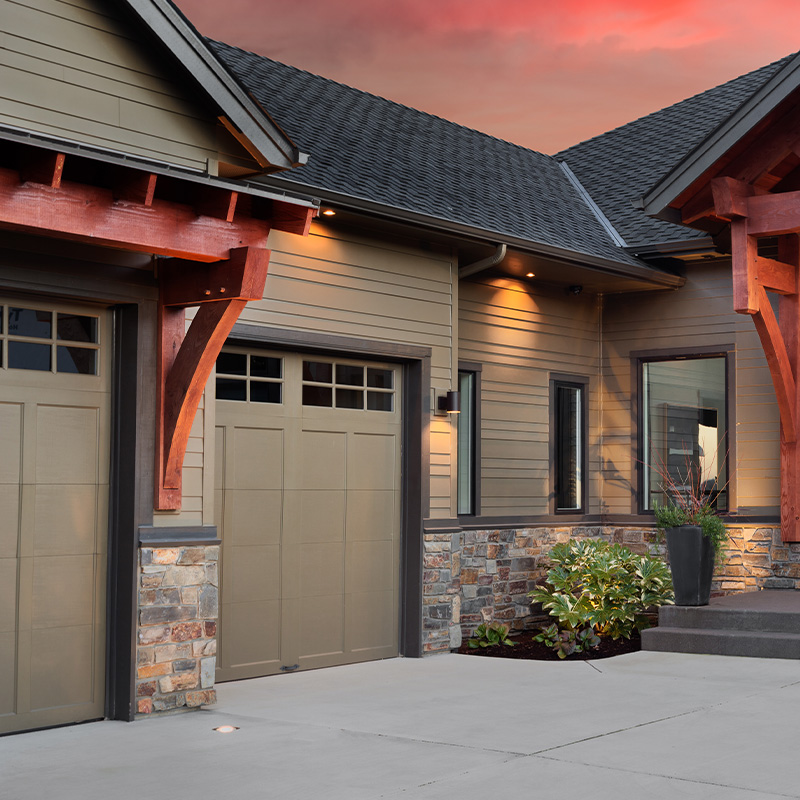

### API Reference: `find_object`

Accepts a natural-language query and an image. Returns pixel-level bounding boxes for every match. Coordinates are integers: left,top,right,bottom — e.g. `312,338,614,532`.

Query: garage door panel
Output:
300,542,344,597
346,540,394,593
298,593,344,659
220,600,281,671
348,432,397,490
284,489,345,544
347,490,396,541
346,592,397,653
224,545,280,603
30,624,97,710
0,485,20,558
0,403,22,484
0,630,16,716
232,427,283,490
35,406,99,485
32,555,96,629
33,484,97,556
0,558,17,633
297,430,345,490
228,489,282,546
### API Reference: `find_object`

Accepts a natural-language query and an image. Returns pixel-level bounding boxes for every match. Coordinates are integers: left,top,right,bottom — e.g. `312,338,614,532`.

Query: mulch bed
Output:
456,631,642,662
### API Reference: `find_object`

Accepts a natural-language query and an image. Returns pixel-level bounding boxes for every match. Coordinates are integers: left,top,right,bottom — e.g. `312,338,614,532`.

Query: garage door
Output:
0,300,110,734
215,347,401,681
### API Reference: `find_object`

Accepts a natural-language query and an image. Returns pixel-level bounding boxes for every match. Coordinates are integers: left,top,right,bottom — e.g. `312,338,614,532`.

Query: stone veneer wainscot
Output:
136,545,219,715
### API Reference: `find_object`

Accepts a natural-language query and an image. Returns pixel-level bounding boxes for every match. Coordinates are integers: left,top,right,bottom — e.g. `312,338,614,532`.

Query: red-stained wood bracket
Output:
20,151,66,188
156,247,270,510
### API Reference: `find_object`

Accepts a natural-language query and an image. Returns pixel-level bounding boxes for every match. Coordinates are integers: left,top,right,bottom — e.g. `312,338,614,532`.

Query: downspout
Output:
458,243,507,278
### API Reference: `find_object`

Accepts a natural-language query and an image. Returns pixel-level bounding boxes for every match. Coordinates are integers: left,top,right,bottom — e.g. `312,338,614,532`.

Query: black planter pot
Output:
665,525,715,606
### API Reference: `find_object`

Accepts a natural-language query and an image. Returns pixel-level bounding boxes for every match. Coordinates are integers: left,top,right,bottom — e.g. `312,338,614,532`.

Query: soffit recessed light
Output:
322,209,336,216
526,272,535,278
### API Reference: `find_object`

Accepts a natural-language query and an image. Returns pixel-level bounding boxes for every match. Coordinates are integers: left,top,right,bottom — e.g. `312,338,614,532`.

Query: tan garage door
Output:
215,348,401,681
0,300,110,734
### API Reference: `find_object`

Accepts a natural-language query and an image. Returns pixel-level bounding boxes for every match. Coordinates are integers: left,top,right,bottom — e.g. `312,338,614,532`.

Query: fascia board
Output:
638,53,800,218
120,0,302,170
257,176,684,289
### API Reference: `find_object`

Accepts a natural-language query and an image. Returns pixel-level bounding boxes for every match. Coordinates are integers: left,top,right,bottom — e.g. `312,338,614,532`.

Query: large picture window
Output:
642,355,728,511
551,376,586,513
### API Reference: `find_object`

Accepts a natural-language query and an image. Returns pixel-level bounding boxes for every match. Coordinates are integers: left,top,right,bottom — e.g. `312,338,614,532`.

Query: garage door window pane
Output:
217,378,246,401
57,314,97,343
250,382,281,404
57,346,96,375
9,341,51,371
9,308,51,338
251,356,281,379
217,352,247,376
336,364,363,386
303,385,333,406
303,361,333,383
336,388,364,409
367,391,393,412
367,368,393,389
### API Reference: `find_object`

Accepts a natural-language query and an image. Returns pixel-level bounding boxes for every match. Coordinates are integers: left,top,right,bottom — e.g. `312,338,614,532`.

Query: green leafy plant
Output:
529,538,674,656
468,621,515,649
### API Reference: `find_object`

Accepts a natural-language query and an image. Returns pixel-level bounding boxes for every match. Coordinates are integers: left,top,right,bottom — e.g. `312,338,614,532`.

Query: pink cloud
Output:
176,0,800,153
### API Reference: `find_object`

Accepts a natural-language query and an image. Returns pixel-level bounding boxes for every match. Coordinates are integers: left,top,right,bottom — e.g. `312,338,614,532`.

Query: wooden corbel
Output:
155,246,270,510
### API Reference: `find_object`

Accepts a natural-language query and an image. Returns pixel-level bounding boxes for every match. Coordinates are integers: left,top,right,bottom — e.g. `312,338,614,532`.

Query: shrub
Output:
468,621,515,649
529,538,674,654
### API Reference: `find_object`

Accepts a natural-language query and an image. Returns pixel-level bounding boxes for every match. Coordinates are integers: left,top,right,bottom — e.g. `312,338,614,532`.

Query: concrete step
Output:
641,626,800,659
658,604,800,634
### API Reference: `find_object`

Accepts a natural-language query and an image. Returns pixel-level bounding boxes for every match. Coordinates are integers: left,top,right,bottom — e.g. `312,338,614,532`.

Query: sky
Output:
176,0,800,155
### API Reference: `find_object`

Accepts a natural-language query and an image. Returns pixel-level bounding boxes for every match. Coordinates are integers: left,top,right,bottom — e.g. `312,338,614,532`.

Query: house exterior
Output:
2,0,799,735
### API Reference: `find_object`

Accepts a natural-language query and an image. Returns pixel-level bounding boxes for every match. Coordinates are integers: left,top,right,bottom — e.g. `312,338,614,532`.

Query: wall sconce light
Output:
438,390,460,414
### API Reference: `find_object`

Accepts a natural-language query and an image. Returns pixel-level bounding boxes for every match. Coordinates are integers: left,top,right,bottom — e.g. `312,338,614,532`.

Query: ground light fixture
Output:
213,725,240,733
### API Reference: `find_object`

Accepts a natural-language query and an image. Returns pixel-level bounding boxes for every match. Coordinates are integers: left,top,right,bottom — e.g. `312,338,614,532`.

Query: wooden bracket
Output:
155,247,270,510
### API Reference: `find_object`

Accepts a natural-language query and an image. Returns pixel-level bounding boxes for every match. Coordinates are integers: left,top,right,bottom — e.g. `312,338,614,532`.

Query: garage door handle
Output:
280,664,299,672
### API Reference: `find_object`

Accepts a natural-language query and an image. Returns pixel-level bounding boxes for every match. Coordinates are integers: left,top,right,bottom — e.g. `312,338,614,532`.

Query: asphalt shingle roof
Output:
210,40,648,270
556,55,795,247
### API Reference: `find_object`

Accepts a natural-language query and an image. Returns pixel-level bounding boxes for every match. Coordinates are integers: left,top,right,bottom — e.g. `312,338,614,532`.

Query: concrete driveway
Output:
2,651,799,799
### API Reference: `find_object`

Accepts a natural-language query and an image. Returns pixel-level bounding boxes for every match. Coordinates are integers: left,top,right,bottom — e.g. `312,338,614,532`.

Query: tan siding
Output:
459,277,601,517
1,0,227,170
248,225,455,517
602,261,779,514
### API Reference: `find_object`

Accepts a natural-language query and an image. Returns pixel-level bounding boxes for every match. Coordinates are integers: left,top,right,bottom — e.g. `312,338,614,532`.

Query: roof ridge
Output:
208,38,555,159
556,51,797,157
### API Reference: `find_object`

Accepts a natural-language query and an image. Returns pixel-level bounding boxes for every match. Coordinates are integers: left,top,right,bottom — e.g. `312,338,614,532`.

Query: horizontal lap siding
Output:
253,225,454,517
459,278,601,517
2,0,219,169
602,262,778,514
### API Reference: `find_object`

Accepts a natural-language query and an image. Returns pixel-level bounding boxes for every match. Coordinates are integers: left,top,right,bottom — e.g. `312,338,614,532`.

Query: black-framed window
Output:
457,364,481,516
551,376,587,513
641,354,728,512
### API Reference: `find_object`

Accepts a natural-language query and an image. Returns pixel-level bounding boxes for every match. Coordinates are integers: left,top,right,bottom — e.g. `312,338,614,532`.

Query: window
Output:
301,360,395,411
457,367,480,515
641,355,728,511
551,377,586,513
0,305,99,375
216,350,283,403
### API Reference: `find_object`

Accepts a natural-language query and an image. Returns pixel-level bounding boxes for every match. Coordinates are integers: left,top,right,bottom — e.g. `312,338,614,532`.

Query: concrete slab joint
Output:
136,545,220,715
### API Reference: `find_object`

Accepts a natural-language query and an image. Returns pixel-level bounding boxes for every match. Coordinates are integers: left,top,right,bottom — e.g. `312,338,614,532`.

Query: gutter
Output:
256,176,685,289
459,244,507,278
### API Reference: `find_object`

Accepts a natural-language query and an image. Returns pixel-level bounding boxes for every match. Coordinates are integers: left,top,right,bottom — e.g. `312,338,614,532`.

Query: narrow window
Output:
457,369,477,515
552,379,586,512
642,356,727,511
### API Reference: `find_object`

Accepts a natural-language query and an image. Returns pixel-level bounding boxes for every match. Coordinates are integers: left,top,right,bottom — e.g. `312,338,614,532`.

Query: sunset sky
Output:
177,0,800,154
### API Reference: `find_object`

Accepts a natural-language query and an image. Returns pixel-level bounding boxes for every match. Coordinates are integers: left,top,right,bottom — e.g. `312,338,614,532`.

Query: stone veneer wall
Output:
422,524,796,654
136,545,219,715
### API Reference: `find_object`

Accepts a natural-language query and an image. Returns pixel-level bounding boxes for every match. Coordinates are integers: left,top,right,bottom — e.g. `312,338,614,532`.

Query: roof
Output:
119,0,305,171
556,55,795,248
209,40,663,276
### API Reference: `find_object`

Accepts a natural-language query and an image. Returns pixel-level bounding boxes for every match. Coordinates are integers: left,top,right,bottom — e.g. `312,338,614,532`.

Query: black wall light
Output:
438,390,460,414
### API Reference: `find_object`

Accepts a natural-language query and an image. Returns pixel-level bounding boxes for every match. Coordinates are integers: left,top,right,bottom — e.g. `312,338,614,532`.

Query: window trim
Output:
457,361,482,518
549,373,588,515
633,346,736,515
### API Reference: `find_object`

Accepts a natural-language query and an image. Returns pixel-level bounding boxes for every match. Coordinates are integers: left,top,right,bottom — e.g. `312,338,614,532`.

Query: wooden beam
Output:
193,186,238,222
711,177,754,220
681,185,716,225
113,170,157,206
744,189,800,236
160,247,270,306
755,254,797,295
155,246,270,510
271,200,316,236
0,168,271,261
20,151,65,188
731,219,759,313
